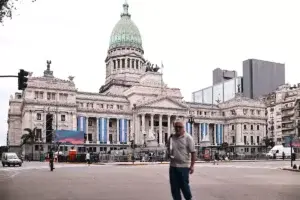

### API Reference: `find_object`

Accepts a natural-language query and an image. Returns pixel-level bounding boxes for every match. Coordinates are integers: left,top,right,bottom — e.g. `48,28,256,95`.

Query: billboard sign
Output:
54,130,85,145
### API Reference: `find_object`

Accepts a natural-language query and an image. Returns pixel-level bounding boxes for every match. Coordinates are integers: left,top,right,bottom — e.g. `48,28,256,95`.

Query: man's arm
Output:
188,136,196,173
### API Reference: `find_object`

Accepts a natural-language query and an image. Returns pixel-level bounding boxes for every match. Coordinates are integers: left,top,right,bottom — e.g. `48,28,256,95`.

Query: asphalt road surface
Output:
1,161,300,200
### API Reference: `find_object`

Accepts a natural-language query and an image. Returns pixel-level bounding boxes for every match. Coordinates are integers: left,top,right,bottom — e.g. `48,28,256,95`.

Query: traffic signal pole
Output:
0,75,18,78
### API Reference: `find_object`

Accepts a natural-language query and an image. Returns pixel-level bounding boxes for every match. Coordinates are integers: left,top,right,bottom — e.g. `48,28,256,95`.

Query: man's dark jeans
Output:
169,166,192,200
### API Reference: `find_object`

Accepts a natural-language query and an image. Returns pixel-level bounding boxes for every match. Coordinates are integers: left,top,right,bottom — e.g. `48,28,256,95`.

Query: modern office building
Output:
192,77,243,104
243,59,285,99
213,68,237,85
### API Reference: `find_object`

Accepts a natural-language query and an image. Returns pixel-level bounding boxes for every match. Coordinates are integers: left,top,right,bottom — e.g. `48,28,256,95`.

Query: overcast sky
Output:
0,0,299,145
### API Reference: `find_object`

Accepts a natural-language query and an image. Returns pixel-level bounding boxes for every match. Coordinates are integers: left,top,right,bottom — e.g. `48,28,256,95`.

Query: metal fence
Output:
23,152,298,162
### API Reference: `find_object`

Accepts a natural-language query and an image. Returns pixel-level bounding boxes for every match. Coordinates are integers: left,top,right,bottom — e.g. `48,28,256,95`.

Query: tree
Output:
0,0,36,23
21,127,36,161
220,142,229,152
263,136,275,151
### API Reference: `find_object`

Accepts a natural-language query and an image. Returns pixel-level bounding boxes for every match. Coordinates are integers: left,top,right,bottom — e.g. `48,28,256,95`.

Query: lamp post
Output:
188,116,194,134
143,133,147,147
290,134,294,167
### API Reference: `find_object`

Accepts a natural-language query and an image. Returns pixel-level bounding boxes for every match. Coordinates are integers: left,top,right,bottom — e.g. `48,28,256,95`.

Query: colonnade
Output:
77,116,131,144
112,58,143,70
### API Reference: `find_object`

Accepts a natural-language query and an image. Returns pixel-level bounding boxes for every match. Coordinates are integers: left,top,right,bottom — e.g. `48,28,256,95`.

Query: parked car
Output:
2,152,22,167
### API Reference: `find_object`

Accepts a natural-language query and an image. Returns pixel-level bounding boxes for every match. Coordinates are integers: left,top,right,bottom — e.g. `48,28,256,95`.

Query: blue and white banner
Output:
98,118,107,143
201,123,208,141
216,124,220,145
186,122,192,135
216,124,224,145
119,119,128,143
220,124,223,144
77,116,86,133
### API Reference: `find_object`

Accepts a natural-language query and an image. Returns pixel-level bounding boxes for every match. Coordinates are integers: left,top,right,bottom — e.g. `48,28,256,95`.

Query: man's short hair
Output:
173,118,184,126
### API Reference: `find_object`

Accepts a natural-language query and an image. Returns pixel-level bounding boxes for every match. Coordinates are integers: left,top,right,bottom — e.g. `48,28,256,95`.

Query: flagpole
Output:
161,61,164,95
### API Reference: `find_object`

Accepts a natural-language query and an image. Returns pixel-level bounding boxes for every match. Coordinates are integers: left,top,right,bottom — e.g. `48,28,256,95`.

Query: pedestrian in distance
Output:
86,150,91,166
167,120,196,200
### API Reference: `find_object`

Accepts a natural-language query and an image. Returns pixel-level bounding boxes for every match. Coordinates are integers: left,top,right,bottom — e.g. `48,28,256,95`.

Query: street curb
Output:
115,163,149,166
281,168,300,172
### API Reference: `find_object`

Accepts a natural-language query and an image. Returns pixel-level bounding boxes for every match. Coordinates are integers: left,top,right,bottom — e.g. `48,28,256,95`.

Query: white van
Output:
266,145,294,159
1,152,22,167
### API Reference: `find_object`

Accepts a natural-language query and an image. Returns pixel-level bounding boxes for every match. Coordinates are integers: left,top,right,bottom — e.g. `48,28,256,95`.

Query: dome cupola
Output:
108,1,143,51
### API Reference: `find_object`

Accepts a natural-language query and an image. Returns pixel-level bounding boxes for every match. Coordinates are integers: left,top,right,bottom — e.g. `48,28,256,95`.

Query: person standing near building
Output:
168,120,196,200
86,150,91,166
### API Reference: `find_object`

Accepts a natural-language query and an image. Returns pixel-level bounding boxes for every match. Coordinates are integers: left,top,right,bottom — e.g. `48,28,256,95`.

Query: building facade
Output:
192,76,243,104
263,83,300,145
213,68,237,85
243,59,285,99
7,2,267,156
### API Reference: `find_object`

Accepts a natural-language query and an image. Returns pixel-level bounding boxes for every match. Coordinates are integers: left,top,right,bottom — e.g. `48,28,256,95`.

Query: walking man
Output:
168,120,196,200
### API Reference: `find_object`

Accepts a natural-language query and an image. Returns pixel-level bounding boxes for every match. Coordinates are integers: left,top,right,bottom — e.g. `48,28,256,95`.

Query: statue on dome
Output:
46,60,52,70
68,76,75,81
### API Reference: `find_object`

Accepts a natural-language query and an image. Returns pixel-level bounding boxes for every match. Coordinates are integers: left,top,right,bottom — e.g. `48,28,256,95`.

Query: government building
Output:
7,2,267,156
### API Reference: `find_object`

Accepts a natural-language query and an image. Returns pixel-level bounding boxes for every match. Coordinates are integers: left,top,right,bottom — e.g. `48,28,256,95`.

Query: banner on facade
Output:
54,130,85,145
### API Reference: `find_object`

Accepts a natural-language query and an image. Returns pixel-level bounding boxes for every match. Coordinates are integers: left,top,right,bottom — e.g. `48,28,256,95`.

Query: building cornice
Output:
23,100,77,108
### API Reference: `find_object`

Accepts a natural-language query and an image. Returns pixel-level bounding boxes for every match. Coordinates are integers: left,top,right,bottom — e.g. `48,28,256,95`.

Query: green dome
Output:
109,3,143,51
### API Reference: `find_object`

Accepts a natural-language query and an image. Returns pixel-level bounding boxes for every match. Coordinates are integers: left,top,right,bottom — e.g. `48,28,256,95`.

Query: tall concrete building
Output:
213,68,237,85
243,59,285,99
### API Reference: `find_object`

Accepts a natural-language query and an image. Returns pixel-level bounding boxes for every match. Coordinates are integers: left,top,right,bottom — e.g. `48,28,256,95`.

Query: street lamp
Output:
143,132,147,147
289,134,295,167
188,116,195,139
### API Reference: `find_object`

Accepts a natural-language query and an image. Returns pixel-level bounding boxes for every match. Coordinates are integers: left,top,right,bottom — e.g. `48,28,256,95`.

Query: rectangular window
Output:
231,125,234,130
257,136,260,144
37,113,41,120
88,119,93,126
51,93,56,100
36,129,42,141
257,125,260,130
244,136,247,144
88,134,93,142
35,91,39,99
244,124,247,130
250,125,253,130
47,92,51,100
61,115,65,121
250,136,253,144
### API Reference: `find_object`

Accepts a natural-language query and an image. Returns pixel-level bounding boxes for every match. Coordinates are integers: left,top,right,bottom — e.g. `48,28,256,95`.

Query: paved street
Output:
1,161,300,200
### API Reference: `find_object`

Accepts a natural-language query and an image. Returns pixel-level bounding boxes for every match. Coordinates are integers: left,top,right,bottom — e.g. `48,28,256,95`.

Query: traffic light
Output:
18,69,29,90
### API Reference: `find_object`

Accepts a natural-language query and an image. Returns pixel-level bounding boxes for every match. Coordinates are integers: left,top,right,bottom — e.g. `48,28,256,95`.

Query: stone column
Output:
43,112,47,142
150,114,154,132
134,115,139,144
117,118,120,144
167,115,171,138
127,119,130,144
96,118,99,144
214,124,217,145
107,118,110,144
86,117,89,144
142,114,145,136
236,123,243,145
159,115,163,145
